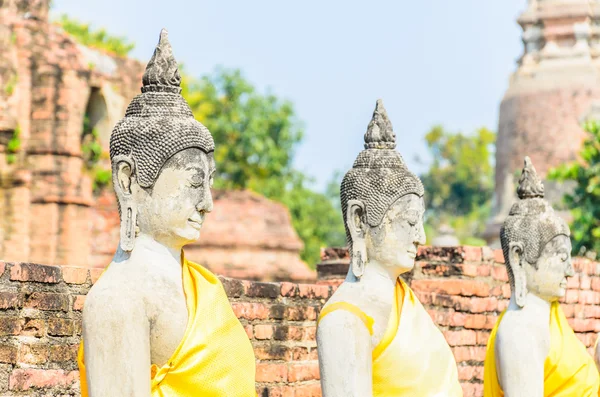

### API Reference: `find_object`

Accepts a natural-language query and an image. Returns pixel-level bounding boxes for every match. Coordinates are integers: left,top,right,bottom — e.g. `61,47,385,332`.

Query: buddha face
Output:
126,148,215,249
524,234,574,302
365,193,426,275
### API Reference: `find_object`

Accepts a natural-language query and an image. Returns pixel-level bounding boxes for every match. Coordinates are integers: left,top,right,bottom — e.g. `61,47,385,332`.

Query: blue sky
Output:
52,0,525,191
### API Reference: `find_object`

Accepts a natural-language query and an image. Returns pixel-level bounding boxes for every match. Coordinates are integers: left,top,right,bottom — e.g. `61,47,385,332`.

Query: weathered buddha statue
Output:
484,157,600,397
77,30,257,397
316,100,462,397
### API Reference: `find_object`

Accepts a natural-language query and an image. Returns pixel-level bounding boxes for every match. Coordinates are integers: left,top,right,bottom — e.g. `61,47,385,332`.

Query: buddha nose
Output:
565,258,575,277
416,223,426,246
197,187,213,213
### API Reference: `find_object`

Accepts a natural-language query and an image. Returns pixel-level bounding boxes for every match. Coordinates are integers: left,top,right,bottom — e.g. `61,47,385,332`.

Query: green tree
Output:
183,70,345,265
56,15,135,57
549,120,600,257
420,125,496,245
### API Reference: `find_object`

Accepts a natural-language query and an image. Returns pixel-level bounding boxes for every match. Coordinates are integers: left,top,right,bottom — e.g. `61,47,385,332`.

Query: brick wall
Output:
0,247,598,396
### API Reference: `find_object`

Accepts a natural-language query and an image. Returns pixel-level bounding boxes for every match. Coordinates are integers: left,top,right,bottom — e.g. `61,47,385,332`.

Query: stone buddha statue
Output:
483,157,600,397
316,100,462,397
77,30,257,397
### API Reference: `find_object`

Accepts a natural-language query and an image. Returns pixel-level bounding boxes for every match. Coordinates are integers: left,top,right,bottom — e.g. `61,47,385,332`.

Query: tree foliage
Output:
548,120,600,257
420,125,496,244
56,15,135,57
182,70,345,265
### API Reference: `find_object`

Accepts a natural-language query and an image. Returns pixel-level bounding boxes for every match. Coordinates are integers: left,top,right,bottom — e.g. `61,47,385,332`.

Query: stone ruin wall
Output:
0,246,598,397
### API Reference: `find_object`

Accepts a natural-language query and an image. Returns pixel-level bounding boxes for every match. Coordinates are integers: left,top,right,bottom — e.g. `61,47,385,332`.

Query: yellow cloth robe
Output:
318,278,463,397
78,256,257,397
484,301,600,397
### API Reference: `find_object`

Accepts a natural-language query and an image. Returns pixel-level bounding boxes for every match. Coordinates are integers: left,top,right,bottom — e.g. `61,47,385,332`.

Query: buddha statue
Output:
483,157,600,396
316,100,462,397
77,30,257,396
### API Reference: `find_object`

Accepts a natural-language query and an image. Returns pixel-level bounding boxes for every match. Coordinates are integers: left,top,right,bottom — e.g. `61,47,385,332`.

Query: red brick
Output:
62,266,88,284
0,292,22,309
231,302,269,320
476,331,492,346
493,249,505,264
24,292,69,311
458,263,479,277
285,306,318,321
579,290,600,305
255,363,287,382
90,268,104,284
288,362,320,382
291,346,318,361
567,274,580,289
245,282,280,298
73,295,86,311
444,330,477,346
244,325,253,340
457,365,483,381
569,318,600,333
9,369,78,390
10,263,60,283
452,346,487,363
464,314,496,330
0,262,5,277
47,318,73,336
254,325,274,340
462,382,484,397
462,246,482,262
292,383,322,396
412,279,490,297
491,266,508,282
482,246,495,262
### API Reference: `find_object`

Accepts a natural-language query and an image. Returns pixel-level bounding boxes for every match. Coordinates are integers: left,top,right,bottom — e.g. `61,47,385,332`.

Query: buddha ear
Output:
347,200,367,279
509,242,527,307
113,156,135,196
112,155,137,252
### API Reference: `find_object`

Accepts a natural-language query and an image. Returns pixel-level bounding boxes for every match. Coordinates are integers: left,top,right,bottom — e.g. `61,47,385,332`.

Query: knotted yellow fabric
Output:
318,278,462,397
483,301,600,397
78,256,257,397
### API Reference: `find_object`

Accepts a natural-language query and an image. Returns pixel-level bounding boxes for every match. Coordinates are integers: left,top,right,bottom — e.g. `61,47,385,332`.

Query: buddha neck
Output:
508,291,552,314
114,233,182,270
346,258,405,290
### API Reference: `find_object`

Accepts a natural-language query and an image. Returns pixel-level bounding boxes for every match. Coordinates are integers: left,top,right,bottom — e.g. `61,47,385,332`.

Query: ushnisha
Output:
78,30,257,397
316,100,462,397
483,157,599,397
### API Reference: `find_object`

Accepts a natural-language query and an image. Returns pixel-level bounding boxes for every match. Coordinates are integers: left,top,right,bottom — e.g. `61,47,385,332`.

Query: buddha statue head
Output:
340,99,426,279
110,29,215,252
500,156,573,307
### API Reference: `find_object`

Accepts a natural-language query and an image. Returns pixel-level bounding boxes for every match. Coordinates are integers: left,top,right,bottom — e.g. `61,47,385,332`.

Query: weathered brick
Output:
0,292,22,309
90,268,103,284
245,282,280,299
9,369,78,391
0,317,23,336
10,263,60,283
287,362,320,382
219,277,244,298
25,292,69,311
21,318,46,337
493,249,505,264
48,344,78,362
452,346,487,363
0,344,17,364
47,318,73,336
285,306,318,321
269,304,286,320
280,282,298,297
73,294,86,311
444,330,477,346
464,314,496,330
18,344,48,365
491,266,508,282
298,284,330,299
231,302,269,320
254,344,291,361
292,383,322,396
61,266,88,284
457,365,483,381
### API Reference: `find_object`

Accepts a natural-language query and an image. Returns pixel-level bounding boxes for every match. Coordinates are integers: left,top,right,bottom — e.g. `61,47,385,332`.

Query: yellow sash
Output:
78,257,257,396
318,278,463,397
484,302,600,397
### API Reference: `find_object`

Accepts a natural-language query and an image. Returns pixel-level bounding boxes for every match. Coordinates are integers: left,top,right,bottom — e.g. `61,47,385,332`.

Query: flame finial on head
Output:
517,156,545,199
141,28,182,94
364,99,396,149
